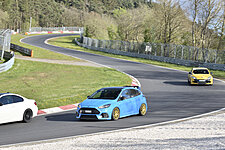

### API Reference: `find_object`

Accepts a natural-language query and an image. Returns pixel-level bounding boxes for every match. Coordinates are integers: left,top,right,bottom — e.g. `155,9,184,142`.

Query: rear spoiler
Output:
124,86,140,90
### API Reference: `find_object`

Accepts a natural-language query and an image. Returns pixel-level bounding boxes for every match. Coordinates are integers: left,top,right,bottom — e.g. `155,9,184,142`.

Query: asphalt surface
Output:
0,34,224,146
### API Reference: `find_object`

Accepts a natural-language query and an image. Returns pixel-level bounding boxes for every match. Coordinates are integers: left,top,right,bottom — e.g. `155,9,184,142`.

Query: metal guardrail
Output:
0,51,15,73
29,27,84,32
75,37,225,71
0,29,14,73
11,43,33,57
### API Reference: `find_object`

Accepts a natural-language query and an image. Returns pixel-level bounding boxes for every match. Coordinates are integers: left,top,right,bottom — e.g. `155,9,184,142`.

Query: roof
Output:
0,93,10,96
101,86,140,90
192,67,209,70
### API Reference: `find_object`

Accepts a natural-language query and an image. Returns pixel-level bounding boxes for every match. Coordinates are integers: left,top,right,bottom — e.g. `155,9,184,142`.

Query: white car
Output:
0,93,38,124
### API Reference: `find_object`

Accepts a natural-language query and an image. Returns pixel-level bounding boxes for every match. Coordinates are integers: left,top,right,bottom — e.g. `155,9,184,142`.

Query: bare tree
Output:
217,0,225,51
154,0,186,56
188,0,203,57
198,0,222,62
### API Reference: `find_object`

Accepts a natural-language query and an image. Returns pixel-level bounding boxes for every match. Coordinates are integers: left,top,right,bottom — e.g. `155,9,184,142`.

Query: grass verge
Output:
11,34,79,61
0,59,131,109
48,36,225,80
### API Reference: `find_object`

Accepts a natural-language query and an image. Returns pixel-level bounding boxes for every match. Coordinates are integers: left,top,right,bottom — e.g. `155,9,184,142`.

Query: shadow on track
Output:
45,113,106,122
163,81,189,86
45,113,78,122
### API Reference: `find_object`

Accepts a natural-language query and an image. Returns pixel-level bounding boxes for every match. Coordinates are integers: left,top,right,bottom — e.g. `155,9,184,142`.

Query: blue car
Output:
76,86,148,120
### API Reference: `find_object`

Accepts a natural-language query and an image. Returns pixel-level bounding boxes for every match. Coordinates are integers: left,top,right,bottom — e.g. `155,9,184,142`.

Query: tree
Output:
0,9,9,29
113,6,147,42
84,12,117,40
197,0,222,62
188,0,203,48
152,0,187,56
62,7,83,27
216,0,225,51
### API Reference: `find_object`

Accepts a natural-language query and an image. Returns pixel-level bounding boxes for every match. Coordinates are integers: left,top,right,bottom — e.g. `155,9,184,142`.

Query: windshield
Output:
193,69,209,74
89,88,122,100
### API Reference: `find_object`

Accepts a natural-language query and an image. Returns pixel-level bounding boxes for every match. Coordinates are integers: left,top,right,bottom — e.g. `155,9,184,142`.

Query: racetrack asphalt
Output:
0,34,224,146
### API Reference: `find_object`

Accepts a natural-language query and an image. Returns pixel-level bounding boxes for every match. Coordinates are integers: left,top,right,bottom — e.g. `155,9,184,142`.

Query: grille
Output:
80,115,98,120
80,108,100,114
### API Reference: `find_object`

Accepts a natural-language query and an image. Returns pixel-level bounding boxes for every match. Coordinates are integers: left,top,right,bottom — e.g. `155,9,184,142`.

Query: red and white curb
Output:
130,76,140,86
38,104,78,115
37,78,140,116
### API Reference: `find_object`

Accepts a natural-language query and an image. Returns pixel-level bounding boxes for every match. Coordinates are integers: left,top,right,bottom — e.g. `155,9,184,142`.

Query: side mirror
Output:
189,72,192,75
0,102,3,106
119,96,126,101
210,72,213,75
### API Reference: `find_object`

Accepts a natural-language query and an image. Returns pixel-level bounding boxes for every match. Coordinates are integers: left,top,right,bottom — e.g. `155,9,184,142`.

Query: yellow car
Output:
188,68,213,85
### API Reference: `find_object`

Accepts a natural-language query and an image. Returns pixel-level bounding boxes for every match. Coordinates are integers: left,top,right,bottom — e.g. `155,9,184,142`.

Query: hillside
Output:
0,0,224,51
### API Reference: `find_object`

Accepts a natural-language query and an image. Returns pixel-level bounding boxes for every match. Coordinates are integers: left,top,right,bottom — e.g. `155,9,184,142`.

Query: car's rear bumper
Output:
32,106,38,118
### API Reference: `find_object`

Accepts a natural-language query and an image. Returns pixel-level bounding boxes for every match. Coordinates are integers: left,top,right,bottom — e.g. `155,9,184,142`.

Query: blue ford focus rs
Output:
76,86,148,120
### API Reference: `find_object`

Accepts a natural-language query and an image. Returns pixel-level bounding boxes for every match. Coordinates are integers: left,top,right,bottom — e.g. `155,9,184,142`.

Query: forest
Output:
0,0,224,52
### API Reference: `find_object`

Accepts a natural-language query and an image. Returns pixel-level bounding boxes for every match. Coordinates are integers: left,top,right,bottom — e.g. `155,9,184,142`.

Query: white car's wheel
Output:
23,109,33,123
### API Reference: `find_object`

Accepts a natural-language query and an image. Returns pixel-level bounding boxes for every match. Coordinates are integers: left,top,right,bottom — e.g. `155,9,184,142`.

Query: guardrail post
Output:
215,50,217,64
102,40,106,49
0,35,4,60
174,45,176,59
188,46,191,60
181,46,184,60
161,44,164,57
95,39,98,47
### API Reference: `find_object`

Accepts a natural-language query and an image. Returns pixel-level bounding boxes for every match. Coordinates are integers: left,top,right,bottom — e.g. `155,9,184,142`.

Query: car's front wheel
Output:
139,103,147,116
112,107,120,121
23,109,33,123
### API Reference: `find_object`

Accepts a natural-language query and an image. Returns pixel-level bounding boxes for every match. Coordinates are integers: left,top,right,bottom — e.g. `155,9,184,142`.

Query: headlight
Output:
98,104,111,109
191,76,197,80
78,104,81,109
207,76,212,80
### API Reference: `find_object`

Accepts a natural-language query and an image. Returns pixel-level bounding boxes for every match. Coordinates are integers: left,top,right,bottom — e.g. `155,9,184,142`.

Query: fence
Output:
76,37,225,71
0,29,14,73
0,29,11,60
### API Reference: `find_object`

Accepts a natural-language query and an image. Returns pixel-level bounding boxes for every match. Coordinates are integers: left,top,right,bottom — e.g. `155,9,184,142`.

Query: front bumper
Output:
76,107,112,120
191,78,213,85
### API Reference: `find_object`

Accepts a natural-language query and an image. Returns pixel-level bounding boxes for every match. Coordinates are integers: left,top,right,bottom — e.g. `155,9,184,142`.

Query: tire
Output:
188,79,190,84
23,109,33,123
111,107,120,121
188,80,193,86
139,103,147,116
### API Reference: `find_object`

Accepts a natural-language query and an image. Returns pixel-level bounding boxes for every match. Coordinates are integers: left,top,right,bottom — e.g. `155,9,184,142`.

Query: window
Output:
89,88,122,100
12,95,24,103
129,89,141,98
193,69,209,74
0,96,13,105
121,90,131,99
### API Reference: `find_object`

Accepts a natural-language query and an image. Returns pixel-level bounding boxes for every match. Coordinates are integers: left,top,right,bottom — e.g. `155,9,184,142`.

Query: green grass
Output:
0,59,131,109
11,34,80,61
48,36,225,80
